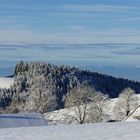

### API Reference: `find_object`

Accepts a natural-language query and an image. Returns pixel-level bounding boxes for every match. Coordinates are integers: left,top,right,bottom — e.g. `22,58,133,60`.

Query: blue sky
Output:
0,0,140,44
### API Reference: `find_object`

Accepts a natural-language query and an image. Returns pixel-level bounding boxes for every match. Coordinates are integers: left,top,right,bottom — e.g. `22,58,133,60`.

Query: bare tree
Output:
64,83,108,124
113,87,139,121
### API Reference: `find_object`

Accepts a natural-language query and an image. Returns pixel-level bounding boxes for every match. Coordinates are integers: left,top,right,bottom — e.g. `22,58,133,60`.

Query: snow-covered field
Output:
0,122,140,140
0,77,14,88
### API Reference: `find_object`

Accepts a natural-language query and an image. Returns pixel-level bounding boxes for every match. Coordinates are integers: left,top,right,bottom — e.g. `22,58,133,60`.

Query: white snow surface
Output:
0,77,14,88
0,122,140,140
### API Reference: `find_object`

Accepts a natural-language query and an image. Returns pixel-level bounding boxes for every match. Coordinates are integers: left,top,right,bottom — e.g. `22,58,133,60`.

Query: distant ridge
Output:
80,65,140,82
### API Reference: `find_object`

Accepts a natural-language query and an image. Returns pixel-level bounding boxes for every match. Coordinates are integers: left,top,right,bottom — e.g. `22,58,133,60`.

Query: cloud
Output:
0,4,139,20
112,47,140,55
0,19,16,24
0,47,18,51
0,28,140,44
60,4,139,13
119,17,140,22
1,4,137,12
0,29,48,44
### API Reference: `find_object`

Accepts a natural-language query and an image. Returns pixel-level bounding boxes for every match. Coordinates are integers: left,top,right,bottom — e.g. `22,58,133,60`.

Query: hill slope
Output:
1,62,140,110
0,122,140,140
14,62,140,99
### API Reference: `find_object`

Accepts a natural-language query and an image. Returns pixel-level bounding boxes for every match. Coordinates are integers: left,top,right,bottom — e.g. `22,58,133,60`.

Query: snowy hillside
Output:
44,99,117,124
0,122,140,140
0,77,14,88
45,95,140,124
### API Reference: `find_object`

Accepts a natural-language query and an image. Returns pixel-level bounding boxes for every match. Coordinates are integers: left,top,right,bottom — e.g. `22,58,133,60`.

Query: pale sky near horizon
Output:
0,0,140,44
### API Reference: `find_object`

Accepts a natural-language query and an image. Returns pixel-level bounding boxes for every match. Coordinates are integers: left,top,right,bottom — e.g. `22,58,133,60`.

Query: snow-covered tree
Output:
113,87,139,121
64,83,108,124
25,75,57,114
88,92,109,123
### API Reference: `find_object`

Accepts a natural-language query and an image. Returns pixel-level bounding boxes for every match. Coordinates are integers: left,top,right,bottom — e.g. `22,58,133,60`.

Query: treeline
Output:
0,61,140,113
